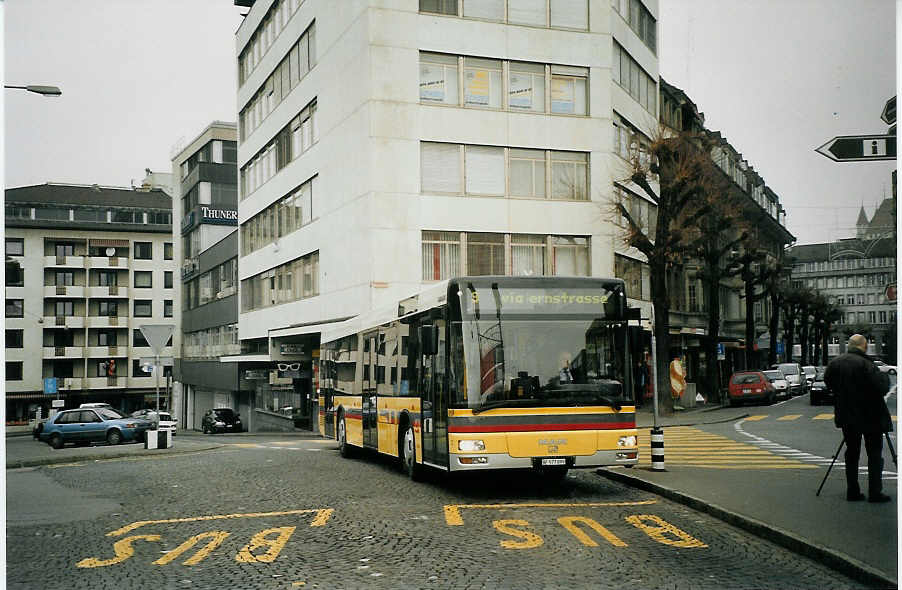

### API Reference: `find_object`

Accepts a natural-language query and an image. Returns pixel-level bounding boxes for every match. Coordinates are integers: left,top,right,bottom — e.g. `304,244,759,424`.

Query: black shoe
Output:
846,492,866,501
868,493,891,503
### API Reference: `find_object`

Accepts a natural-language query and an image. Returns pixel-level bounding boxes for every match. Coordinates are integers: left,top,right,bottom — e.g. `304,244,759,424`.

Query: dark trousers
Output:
842,427,884,497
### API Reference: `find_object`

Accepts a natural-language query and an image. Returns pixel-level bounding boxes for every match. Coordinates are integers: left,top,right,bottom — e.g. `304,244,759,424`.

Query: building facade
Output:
5,182,175,422
788,201,896,361
170,122,245,431
233,0,662,426
654,79,795,395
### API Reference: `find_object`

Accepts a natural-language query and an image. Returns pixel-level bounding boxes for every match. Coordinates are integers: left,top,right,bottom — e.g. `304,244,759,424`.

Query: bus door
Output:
362,331,378,449
421,318,449,468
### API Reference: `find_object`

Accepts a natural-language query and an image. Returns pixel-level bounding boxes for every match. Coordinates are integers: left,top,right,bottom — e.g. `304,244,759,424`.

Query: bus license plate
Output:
541,458,566,466
742,389,751,393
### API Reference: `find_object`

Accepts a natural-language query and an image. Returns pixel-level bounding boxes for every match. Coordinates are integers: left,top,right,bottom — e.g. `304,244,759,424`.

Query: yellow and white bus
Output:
318,276,638,481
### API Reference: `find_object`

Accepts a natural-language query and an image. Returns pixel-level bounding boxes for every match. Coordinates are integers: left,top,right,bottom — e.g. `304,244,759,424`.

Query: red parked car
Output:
728,371,776,406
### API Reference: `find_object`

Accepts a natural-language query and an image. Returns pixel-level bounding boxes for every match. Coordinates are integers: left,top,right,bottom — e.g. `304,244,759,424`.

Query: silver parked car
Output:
773,363,805,396
762,370,789,400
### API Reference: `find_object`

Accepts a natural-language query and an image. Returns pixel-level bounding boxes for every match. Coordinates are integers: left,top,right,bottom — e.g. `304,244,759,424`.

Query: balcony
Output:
42,346,85,359
86,316,124,329
84,345,122,357
44,255,86,269
58,377,85,391
85,286,127,298
45,315,86,329
84,376,125,390
86,256,124,269
44,285,86,298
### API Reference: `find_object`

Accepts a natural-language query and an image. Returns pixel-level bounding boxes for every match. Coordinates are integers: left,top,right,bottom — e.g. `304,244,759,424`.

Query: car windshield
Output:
802,367,816,376
97,408,124,420
777,364,799,376
731,374,761,385
762,370,783,381
215,409,235,419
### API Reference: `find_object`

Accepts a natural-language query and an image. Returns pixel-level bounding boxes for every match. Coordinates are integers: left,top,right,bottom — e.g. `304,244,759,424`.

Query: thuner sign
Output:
815,134,896,162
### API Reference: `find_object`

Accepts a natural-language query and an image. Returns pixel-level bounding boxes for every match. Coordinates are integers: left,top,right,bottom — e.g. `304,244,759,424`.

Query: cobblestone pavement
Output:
7,437,873,590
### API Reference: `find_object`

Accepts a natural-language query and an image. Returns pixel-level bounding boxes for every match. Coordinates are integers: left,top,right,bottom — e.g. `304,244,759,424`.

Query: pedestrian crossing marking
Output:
637,427,815,469
744,415,768,421
777,415,802,421
813,414,833,420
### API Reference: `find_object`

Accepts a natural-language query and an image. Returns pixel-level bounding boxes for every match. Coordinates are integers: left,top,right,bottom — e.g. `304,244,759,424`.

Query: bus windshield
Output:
453,316,629,411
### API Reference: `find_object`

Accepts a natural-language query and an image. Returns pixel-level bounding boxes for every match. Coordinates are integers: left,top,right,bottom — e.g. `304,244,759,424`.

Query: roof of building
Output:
789,236,895,262
868,198,895,233
5,183,171,209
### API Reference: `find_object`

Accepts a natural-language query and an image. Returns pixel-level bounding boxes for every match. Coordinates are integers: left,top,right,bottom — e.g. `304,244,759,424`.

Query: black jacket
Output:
825,349,892,433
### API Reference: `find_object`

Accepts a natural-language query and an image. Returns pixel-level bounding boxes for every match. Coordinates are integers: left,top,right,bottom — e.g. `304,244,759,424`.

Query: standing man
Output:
825,334,892,502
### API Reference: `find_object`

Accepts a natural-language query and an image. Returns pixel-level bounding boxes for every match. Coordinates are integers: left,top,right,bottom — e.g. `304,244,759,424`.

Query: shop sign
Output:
244,370,268,380
201,206,238,226
280,343,304,355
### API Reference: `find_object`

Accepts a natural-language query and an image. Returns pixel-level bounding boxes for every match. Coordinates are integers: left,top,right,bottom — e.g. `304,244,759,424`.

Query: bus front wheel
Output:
401,424,423,481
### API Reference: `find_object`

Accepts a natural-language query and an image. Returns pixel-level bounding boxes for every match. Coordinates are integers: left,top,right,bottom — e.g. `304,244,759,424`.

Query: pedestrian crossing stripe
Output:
813,414,833,420
744,415,768,421
776,414,802,421
743,414,896,422
636,427,817,469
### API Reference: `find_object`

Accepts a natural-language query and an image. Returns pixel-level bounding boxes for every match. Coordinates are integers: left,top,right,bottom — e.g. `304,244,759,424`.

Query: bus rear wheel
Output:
338,414,353,458
401,424,423,481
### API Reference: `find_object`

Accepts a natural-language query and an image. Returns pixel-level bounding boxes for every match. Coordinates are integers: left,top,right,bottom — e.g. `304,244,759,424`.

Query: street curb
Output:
636,412,750,429
5,444,223,470
596,467,897,590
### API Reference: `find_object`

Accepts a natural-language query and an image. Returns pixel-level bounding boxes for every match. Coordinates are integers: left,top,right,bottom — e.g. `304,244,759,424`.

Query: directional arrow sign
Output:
882,96,896,125
139,324,174,356
815,134,896,162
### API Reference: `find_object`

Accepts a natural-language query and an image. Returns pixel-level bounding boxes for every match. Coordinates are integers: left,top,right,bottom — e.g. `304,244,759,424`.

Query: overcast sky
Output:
3,0,897,246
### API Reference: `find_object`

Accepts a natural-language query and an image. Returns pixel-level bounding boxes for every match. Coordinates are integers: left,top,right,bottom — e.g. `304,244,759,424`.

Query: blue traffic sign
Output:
43,377,58,395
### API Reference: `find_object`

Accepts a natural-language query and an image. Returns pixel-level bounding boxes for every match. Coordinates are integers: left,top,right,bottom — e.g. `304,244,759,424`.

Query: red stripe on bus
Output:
448,422,635,433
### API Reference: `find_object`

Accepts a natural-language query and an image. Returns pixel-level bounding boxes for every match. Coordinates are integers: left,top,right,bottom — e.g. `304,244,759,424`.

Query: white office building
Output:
234,0,659,425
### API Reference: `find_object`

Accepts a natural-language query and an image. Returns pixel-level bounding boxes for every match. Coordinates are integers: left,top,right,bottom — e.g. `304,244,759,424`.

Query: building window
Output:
99,301,118,317
615,254,644,300
6,361,23,381
164,271,173,289
511,234,546,276
612,0,656,53
868,311,877,323
5,238,23,256
164,242,173,260
420,52,588,115
612,42,657,114
240,251,319,312
55,301,74,316
422,231,461,281
134,300,152,317
879,311,887,323
688,284,698,312
97,271,117,287
134,271,153,288
420,0,458,15
164,300,173,318
241,176,315,256
55,243,75,257
54,271,74,286
6,260,23,287
132,359,151,378
467,233,506,275
97,330,117,346
133,242,152,260
133,329,150,348
6,299,23,318
421,0,588,30
552,236,590,276
421,142,588,200
6,329,23,348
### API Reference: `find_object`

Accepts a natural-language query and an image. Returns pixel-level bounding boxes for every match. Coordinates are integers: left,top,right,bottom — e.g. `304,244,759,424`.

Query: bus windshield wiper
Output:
471,398,541,414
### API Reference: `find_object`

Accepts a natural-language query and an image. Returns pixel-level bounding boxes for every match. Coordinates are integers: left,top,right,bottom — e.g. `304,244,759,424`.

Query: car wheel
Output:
338,414,353,458
106,429,123,446
49,433,63,450
889,368,896,375
400,423,423,481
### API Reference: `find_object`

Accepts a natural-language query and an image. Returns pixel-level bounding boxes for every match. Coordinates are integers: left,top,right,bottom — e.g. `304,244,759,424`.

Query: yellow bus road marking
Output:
226,443,264,448
270,441,298,446
443,500,658,526
107,508,334,537
637,463,818,469
309,439,338,444
744,415,768,421
813,414,834,420
777,415,802,421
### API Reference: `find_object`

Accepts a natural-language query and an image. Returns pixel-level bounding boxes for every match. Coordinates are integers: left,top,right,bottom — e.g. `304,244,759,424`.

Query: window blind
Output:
465,146,505,195
550,0,588,29
421,142,462,193
508,0,546,25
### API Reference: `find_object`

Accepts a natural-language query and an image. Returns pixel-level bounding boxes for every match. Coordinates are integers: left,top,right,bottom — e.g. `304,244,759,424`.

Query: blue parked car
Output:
38,408,152,449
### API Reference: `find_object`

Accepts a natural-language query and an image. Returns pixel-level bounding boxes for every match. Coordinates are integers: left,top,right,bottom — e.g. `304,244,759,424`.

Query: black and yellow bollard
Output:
650,427,665,471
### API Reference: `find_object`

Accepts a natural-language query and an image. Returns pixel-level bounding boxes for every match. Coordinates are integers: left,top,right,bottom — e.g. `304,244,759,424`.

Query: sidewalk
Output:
4,428,321,469
597,402,897,589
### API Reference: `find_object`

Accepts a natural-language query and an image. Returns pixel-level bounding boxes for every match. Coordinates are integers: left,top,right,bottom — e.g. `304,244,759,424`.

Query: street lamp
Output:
4,84,62,97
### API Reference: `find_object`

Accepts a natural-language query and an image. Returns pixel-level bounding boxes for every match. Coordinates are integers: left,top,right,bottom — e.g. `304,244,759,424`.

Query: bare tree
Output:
614,130,727,414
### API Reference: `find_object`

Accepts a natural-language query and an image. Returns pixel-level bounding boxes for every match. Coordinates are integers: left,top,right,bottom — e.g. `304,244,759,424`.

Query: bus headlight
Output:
618,435,637,447
458,439,486,452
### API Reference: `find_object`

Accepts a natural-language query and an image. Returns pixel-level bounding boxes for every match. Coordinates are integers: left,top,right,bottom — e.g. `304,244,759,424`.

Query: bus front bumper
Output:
449,449,638,471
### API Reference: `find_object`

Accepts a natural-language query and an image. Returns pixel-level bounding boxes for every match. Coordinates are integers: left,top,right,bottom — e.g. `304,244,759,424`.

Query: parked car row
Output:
728,363,835,407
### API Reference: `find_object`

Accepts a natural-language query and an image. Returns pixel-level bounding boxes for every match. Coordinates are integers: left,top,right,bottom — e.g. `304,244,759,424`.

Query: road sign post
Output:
139,324,174,411
815,134,896,162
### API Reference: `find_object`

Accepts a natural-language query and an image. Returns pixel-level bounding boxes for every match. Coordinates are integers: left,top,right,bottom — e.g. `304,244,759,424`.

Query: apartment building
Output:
170,122,244,431
654,79,795,391
5,182,175,422
234,0,659,427
788,199,897,360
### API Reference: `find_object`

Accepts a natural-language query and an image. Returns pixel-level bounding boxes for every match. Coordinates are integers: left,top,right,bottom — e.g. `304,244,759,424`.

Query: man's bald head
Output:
847,334,868,353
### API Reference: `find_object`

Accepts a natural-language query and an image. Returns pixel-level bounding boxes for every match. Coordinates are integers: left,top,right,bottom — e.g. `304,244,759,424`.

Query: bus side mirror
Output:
419,325,438,356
